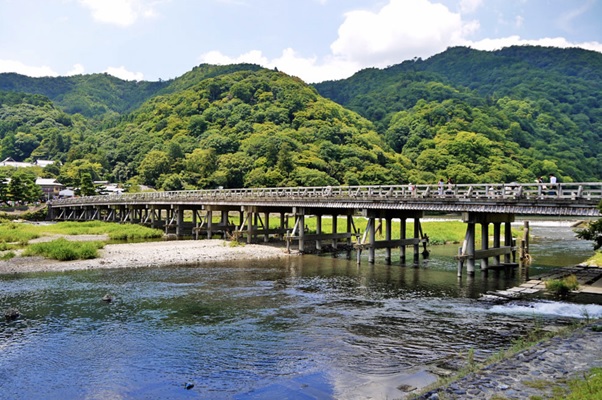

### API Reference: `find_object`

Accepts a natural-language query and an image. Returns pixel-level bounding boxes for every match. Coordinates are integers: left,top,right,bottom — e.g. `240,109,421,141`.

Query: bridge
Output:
48,182,602,276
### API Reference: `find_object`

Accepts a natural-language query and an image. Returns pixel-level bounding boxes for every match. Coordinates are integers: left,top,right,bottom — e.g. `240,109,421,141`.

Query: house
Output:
35,160,56,168
1,157,32,168
35,178,64,200
0,158,57,168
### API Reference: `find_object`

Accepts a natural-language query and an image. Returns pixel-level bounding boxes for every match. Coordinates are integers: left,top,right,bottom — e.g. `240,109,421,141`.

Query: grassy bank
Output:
0,221,163,261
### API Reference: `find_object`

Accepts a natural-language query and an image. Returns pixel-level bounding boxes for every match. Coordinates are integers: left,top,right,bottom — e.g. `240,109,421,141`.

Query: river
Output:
1,219,601,399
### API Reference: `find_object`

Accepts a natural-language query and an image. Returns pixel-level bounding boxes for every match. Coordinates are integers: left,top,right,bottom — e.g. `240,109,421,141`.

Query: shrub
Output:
545,275,580,298
23,238,104,261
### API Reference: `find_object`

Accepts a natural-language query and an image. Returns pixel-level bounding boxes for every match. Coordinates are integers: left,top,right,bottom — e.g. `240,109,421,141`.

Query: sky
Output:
0,0,601,84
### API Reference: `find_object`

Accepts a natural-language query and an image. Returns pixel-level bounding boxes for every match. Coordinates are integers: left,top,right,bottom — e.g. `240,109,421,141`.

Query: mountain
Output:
0,45,600,189
314,46,602,182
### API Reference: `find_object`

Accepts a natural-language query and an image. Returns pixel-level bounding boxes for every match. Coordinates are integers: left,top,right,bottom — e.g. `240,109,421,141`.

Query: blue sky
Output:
1,0,601,83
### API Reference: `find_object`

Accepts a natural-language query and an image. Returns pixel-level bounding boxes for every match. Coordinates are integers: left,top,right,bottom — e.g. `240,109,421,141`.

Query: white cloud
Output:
199,48,360,84
0,59,58,77
468,36,602,54
459,0,483,13
104,66,144,81
66,63,86,76
199,0,602,84
330,0,479,67
78,0,160,27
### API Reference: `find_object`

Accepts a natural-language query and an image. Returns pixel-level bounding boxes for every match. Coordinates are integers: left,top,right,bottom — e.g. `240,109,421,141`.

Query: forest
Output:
0,45,600,192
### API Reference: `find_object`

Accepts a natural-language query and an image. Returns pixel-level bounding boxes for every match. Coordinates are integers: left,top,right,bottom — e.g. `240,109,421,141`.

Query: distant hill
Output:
0,45,601,188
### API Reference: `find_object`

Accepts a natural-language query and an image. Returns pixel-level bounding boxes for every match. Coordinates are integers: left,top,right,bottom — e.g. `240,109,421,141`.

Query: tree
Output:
79,172,96,196
576,204,602,250
138,150,170,186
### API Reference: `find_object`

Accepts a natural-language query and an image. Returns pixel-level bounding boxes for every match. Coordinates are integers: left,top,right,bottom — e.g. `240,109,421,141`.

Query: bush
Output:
23,238,104,261
545,275,580,298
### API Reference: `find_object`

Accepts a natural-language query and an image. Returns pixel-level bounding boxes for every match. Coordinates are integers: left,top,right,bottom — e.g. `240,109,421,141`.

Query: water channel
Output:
1,219,602,399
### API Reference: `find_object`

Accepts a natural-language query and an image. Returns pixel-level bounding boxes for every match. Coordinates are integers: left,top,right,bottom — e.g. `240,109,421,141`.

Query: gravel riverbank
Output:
0,238,289,274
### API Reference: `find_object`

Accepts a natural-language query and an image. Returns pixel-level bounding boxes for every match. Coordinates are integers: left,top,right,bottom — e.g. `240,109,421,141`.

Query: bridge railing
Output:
49,182,602,207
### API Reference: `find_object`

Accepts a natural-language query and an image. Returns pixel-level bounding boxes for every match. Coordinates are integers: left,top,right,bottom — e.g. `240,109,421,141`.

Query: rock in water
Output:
184,382,194,390
102,294,113,303
4,308,20,321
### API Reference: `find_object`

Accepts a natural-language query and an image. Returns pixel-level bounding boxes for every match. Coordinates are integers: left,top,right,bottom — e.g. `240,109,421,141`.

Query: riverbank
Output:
414,322,602,399
0,238,289,274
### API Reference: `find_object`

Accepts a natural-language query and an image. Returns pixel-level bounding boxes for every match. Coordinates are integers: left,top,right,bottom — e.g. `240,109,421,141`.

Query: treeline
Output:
0,45,600,190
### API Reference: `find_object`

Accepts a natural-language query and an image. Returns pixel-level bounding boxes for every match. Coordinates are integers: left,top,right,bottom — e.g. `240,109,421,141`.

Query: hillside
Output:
0,46,600,189
314,46,602,182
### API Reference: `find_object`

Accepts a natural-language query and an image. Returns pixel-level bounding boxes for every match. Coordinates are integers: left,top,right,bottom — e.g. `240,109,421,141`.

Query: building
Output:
35,178,64,200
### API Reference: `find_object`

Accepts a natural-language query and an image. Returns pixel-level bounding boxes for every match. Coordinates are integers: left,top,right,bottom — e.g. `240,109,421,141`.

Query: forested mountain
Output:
314,46,602,183
0,45,600,191
0,73,168,118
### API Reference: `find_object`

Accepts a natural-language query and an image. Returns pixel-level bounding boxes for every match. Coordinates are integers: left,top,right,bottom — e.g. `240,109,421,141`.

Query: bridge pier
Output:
458,213,516,277
360,210,427,265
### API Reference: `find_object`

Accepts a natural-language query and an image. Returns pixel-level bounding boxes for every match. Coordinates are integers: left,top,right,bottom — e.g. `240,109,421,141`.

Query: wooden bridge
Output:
48,182,602,276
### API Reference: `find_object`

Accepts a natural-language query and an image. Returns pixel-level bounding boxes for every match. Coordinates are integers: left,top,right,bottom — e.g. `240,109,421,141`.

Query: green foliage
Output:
2,46,602,189
39,221,163,240
576,213,602,250
23,238,104,260
0,251,16,260
545,275,580,298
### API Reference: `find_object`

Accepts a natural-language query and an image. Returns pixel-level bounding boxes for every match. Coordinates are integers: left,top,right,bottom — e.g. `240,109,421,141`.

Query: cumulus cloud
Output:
200,0,602,83
199,48,360,83
78,0,159,27
66,63,86,76
104,66,144,81
330,0,478,67
0,59,58,77
468,36,602,53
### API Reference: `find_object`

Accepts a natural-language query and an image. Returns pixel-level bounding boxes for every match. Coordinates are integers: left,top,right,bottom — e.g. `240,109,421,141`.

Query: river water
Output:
1,220,602,399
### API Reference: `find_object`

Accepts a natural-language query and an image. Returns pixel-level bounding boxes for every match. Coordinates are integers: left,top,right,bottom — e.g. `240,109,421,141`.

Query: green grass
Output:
583,251,602,267
37,221,163,240
0,222,41,244
545,275,580,298
22,238,104,261
0,251,16,260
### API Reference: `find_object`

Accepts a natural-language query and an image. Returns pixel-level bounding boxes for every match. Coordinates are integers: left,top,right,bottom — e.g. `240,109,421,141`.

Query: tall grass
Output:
0,222,41,244
35,221,163,240
22,238,104,261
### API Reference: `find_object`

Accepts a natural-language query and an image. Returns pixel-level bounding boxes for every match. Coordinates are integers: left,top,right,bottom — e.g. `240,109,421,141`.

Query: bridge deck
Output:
49,182,602,216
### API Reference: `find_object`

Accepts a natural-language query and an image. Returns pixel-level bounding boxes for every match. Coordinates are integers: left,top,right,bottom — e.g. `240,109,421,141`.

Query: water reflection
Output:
0,221,600,399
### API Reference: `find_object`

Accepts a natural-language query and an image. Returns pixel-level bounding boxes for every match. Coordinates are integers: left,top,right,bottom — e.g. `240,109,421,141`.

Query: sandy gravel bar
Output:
0,239,289,274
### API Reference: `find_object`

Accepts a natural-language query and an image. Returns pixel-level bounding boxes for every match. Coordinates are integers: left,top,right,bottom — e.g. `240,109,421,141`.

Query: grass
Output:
583,251,602,267
0,221,162,262
545,275,580,298
22,238,104,261
35,221,163,240
0,222,41,244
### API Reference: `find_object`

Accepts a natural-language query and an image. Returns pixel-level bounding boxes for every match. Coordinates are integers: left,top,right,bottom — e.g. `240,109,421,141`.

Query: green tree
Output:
79,172,96,196
138,150,170,186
